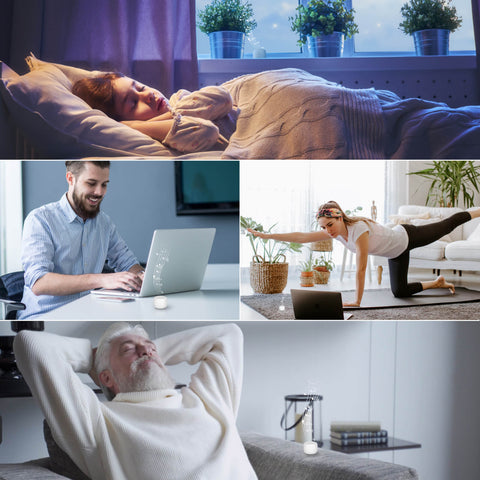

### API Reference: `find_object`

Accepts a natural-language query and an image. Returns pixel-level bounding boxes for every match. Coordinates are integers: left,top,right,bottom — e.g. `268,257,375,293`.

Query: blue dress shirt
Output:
18,193,139,318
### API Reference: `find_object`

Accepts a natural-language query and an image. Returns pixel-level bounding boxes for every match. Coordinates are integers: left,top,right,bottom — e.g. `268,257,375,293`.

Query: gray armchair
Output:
0,423,418,480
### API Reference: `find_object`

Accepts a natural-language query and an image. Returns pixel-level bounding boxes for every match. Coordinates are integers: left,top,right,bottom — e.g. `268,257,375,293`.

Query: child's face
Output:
113,76,169,121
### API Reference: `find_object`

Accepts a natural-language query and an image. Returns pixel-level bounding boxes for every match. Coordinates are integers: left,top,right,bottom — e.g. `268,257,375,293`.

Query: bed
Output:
1,58,479,159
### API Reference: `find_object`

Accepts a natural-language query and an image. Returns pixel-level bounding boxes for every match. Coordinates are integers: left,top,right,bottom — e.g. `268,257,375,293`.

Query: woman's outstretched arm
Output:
247,228,330,244
344,232,369,307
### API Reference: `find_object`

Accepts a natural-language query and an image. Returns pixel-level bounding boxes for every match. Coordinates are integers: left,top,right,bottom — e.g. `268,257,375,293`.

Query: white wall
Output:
1,320,479,480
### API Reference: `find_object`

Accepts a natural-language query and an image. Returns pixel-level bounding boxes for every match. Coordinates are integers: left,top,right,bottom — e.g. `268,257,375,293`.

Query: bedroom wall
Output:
20,160,239,264
0,320,479,480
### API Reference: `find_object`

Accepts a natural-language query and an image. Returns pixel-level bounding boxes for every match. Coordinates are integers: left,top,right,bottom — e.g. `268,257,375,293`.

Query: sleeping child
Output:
72,73,239,153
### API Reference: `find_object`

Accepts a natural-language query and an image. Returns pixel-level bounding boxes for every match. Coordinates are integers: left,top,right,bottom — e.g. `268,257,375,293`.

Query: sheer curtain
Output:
3,0,198,96
240,161,388,269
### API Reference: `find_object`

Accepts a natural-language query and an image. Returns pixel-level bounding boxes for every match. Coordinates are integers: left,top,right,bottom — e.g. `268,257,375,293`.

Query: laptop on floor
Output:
91,228,216,298
290,289,353,320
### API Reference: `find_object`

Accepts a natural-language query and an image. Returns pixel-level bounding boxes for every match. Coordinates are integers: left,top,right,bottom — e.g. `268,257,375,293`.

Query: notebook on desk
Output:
290,289,353,320
91,228,216,298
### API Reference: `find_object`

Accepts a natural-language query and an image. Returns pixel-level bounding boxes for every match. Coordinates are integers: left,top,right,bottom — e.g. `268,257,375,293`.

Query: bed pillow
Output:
0,62,174,158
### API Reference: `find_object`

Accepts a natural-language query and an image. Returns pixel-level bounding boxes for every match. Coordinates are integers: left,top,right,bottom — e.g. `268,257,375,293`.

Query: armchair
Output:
0,271,25,320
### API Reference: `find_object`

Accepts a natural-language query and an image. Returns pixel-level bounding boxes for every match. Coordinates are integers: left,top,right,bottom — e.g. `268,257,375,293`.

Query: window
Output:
240,161,387,269
196,0,476,57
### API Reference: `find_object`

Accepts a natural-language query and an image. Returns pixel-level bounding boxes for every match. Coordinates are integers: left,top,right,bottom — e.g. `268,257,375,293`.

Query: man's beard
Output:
71,186,103,219
114,357,176,393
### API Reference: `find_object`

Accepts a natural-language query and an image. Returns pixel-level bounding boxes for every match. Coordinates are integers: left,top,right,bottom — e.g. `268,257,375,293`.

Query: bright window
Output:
240,161,386,269
196,0,475,57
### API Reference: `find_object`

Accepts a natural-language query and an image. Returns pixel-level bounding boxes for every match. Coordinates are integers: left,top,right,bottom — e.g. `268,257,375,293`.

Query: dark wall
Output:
21,161,239,264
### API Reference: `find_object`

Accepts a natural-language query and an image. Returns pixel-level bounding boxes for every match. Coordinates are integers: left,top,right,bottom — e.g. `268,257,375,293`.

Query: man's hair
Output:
95,322,150,401
65,161,111,177
72,73,124,120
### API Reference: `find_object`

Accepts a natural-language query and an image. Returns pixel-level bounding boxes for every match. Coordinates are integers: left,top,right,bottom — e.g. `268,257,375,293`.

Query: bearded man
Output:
13,322,257,480
18,161,144,318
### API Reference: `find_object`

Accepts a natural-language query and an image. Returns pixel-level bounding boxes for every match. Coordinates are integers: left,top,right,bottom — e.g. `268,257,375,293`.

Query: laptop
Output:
91,228,216,298
290,289,353,320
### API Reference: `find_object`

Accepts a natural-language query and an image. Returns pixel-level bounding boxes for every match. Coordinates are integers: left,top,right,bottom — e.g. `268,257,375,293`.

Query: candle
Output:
154,296,168,309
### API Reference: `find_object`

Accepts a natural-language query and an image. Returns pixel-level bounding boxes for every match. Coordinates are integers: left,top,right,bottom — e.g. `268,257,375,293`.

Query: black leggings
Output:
387,211,471,298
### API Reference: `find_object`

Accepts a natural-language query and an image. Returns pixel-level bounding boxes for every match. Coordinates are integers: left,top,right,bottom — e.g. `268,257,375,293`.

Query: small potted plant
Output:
310,211,334,252
290,0,358,57
241,216,303,294
197,0,257,59
299,255,315,287
399,0,462,55
313,255,335,284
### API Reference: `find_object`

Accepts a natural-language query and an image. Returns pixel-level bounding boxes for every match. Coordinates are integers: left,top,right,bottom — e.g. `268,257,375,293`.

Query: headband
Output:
316,208,342,219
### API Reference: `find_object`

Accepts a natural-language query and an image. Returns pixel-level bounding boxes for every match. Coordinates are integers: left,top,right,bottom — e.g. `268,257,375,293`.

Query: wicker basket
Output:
250,255,289,294
313,268,330,284
310,238,333,252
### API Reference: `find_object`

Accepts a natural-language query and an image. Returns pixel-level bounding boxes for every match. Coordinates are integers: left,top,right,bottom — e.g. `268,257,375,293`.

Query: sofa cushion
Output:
43,422,90,480
467,222,480,241
410,241,448,261
240,432,418,480
445,241,480,261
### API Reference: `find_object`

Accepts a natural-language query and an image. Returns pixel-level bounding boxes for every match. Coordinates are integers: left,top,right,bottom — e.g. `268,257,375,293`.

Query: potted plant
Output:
197,0,257,59
290,0,358,57
408,161,480,208
399,0,462,55
299,255,315,287
241,216,303,294
313,255,335,284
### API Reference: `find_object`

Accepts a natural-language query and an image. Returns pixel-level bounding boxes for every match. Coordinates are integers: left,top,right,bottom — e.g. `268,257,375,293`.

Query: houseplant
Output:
290,0,358,57
299,255,315,287
241,216,303,294
313,255,335,284
197,0,257,58
399,0,462,55
408,161,480,208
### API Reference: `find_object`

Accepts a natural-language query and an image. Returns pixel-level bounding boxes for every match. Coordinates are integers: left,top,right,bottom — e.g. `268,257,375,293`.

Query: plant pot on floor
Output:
413,28,449,55
250,255,289,294
310,238,333,252
307,32,344,57
209,31,245,58
300,271,315,287
313,266,330,284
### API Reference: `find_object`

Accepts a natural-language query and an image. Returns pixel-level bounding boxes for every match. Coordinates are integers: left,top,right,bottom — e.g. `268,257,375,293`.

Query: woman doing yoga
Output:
248,201,480,307
72,73,237,153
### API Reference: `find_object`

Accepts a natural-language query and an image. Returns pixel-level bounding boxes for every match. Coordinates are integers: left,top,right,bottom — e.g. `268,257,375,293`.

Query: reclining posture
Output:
14,322,256,480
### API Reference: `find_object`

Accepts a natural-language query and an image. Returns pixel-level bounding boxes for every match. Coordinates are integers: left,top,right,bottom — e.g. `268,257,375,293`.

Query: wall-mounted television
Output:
175,161,239,215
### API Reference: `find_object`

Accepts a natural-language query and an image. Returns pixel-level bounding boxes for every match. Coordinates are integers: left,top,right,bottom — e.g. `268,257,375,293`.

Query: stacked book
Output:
330,421,388,447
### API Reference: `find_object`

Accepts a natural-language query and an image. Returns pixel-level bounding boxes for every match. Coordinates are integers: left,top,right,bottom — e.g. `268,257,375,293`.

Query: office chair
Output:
0,271,26,320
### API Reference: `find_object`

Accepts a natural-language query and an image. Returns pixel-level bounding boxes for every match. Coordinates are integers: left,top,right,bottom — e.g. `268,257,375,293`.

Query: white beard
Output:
114,357,175,393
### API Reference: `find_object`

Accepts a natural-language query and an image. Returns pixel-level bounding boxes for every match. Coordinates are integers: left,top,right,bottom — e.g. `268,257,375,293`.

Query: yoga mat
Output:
342,287,480,309
241,287,480,320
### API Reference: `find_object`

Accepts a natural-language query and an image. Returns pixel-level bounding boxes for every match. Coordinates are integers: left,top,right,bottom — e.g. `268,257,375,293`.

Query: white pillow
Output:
0,61,174,158
389,212,430,225
468,223,480,241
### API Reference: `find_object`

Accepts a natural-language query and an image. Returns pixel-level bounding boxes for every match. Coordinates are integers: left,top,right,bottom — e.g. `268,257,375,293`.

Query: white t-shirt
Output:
336,221,409,259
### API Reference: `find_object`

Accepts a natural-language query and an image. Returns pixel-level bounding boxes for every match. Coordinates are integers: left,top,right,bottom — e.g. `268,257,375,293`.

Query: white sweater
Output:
14,324,257,480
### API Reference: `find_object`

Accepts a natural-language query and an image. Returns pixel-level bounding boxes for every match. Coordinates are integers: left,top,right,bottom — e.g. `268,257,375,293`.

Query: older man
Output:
13,322,256,480
18,161,144,318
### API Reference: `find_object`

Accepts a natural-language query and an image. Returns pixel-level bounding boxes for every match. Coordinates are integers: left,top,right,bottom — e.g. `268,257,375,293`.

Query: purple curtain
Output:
4,0,198,96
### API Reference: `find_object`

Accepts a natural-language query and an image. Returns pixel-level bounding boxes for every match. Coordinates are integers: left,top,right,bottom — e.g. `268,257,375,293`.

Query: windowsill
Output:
199,54,477,73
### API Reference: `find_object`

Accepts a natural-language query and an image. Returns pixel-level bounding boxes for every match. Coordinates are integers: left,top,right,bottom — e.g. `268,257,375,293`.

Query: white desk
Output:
42,264,239,320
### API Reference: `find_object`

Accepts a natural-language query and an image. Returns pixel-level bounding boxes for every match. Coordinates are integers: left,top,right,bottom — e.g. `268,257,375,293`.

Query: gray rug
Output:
241,288,480,320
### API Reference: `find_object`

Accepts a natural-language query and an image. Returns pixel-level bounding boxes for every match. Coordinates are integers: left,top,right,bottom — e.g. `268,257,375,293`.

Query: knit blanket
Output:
220,68,385,159
220,68,480,160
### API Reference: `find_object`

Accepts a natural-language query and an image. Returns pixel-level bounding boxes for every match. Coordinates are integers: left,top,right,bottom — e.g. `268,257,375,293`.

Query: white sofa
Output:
373,205,480,283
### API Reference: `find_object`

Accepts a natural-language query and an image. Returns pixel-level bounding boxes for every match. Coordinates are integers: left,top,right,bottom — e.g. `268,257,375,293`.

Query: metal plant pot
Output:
307,32,344,57
209,31,245,59
413,29,450,56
